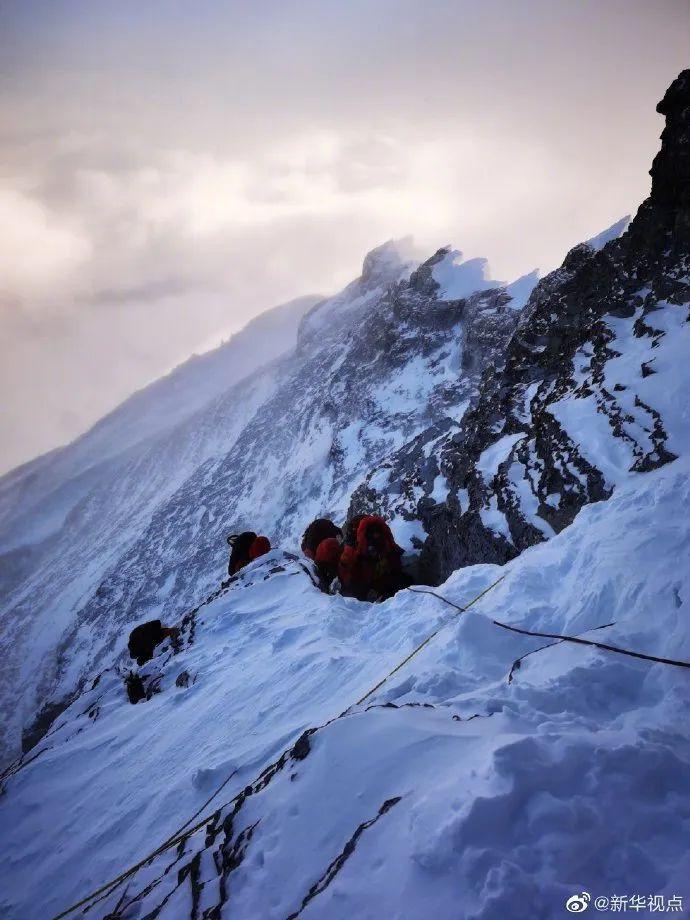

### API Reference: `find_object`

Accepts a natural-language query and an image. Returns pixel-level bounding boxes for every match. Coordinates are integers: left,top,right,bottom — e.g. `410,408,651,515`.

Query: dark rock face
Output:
650,68,690,232
21,696,74,754
411,71,690,583
348,283,520,544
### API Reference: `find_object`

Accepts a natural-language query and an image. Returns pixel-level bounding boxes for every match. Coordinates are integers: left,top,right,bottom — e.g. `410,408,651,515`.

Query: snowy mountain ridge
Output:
0,236,528,763
0,68,689,920
0,294,321,553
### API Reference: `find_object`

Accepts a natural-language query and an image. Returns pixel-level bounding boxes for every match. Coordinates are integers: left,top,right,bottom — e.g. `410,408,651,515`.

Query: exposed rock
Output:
368,70,690,583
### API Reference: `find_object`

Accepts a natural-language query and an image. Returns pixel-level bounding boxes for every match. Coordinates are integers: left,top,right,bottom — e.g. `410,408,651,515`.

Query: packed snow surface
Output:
1,454,689,919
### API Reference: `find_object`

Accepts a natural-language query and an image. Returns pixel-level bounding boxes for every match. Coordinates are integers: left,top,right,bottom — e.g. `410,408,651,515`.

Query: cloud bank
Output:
1,0,689,472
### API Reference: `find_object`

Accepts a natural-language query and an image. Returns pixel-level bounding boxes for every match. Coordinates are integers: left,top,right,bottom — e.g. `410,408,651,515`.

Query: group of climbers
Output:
223,514,410,600
125,531,272,697
302,513,411,602
125,513,408,699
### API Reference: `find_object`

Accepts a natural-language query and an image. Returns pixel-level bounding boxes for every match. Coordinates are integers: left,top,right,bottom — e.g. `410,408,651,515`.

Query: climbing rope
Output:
52,571,690,918
505,621,617,682
353,576,506,707
52,574,506,918
416,586,690,672
52,771,241,919
492,617,690,670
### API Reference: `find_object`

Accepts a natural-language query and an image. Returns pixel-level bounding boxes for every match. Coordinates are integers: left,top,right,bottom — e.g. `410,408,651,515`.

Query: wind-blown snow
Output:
585,215,631,252
431,250,499,300
0,294,319,554
505,269,539,310
298,238,418,342
431,249,538,314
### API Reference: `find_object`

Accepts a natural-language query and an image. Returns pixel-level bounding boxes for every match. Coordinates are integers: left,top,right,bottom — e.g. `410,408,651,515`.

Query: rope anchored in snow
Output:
505,621,617,682
51,574,506,918
414,586,690,674
352,576,507,708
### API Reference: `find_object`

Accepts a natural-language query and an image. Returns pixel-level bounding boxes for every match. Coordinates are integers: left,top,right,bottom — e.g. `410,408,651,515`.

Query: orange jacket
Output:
338,516,404,600
249,535,271,560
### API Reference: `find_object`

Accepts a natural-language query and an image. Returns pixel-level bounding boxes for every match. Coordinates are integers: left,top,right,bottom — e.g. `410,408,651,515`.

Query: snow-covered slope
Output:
2,456,689,919
0,239,529,764
1,69,690,920
0,293,320,762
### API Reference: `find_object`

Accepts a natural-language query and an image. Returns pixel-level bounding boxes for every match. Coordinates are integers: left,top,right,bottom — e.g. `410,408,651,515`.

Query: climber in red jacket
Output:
301,518,343,560
249,535,271,560
338,515,408,602
314,536,343,591
227,531,271,575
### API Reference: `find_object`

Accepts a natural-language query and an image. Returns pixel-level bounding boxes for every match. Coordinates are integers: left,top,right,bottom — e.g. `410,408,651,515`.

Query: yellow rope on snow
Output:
354,575,506,706
53,574,506,918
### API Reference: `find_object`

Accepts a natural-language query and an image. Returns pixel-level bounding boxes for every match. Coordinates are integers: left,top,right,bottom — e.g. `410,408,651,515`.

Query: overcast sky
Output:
1,0,688,474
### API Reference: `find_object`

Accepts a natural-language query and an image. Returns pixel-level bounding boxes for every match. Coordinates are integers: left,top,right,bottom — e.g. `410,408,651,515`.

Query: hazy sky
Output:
1,0,688,474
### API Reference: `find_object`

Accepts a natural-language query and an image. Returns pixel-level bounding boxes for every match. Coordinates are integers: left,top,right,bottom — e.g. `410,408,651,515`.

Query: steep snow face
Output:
431,250,501,300
585,215,632,251
0,240,517,764
1,457,689,919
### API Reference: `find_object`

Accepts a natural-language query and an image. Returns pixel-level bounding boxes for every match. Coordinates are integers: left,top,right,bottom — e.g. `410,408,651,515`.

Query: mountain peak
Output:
656,67,690,117
584,215,631,252
649,68,690,227
360,237,420,284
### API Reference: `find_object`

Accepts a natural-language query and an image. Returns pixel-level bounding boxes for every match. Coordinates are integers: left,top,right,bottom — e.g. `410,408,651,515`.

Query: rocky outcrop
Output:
348,282,521,548
411,70,690,582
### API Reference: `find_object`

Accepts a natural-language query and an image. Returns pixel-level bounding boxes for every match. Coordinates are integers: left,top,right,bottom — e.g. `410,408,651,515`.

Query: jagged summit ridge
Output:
296,237,421,348
352,73,690,582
